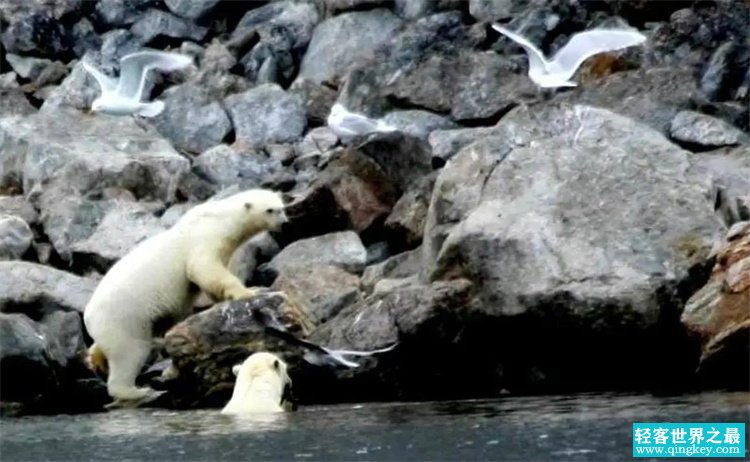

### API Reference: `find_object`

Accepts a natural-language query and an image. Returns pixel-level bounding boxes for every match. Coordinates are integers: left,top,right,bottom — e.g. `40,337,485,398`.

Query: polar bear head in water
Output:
221,352,292,415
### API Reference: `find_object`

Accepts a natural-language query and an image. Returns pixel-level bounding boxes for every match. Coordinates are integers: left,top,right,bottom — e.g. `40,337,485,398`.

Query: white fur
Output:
83,189,288,403
222,352,291,415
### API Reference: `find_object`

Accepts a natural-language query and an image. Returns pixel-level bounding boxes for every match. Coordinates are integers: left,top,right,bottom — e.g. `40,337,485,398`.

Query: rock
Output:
272,264,361,325
224,84,307,147
560,67,698,136
39,58,98,112
229,1,321,85
5,54,65,86
298,9,403,85
324,0,390,13
0,196,38,224
38,310,86,369
189,41,248,100
690,146,750,226
307,278,473,401
670,110,747,150
0,87,35,118
0,313,56,403
281,149,397,244
228,232,280,286
192,144,281,190
296,127,339,158
387,50,531,121
381,110,458,141
428,104,722,333
1,12,70,58
229,1,320,51
361,248,422,293
288,78,337,124
268,231,368,275
152,83,233,154
44,197,166,267
163,294,313,407
0,261,96,316
164,0,219,19
682,222,750,388
0,215,33,261
130,9,208,45
469,0,513,22
0,106,189,209
278,186,349,246
700,42,735,101
0,0,83,22
385,173,436,250
94,0,156,27
428,125,508,164
356,133,434,195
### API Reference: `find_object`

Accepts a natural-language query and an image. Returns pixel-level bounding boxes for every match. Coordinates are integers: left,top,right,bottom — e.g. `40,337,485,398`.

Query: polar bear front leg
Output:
186,255,259,301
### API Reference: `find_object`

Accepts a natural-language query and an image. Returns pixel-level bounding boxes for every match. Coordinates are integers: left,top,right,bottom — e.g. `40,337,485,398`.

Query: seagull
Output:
327,103,398,144
492,24,647,88
82,50,194,117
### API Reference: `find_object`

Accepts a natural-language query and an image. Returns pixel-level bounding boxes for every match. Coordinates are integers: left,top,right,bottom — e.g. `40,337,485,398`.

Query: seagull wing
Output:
117,50,193,101
549,29,646,80
329,343,399,357
492,24,549,72
81,60,117,94
334,112,383,136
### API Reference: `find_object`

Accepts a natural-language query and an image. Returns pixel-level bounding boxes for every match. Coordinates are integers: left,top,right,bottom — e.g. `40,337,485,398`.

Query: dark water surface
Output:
1,392,748,461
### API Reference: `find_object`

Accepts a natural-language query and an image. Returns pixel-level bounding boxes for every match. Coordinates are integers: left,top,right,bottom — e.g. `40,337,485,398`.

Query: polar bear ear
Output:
232,364,241,376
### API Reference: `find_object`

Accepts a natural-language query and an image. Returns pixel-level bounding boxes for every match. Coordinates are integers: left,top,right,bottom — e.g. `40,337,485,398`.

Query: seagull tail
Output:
136,101,165,118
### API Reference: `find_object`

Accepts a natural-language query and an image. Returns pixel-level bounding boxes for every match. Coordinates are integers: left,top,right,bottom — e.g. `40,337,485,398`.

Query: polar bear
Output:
221,352,292,415
83,189,288,404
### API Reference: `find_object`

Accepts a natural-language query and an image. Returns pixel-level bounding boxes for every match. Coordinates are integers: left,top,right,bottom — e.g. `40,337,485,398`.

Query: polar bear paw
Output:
225,286,260,301
105,387,165,410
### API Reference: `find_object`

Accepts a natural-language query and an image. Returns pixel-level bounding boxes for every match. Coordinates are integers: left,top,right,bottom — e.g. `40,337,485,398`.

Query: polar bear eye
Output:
266,208,275,214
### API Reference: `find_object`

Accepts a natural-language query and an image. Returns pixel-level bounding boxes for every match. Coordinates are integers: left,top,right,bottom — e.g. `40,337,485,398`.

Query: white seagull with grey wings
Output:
492,24,647,88
82,50,194,117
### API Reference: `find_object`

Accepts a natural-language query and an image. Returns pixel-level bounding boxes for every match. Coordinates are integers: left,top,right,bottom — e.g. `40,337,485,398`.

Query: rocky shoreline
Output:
1,0,749,416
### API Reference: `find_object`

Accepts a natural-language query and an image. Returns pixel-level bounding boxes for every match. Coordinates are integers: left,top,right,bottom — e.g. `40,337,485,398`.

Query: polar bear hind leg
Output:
104,338,159,402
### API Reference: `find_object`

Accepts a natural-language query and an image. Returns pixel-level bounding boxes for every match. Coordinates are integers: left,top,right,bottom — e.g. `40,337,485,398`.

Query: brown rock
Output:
682,221,750,386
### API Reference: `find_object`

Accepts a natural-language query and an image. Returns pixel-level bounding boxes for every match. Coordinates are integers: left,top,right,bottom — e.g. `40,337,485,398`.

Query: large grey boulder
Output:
272,264,361,325
0,215,33,260
192,144,281,190
43,197,166,266
427,104,723,330
0,261,96,316
267,231,368,275
0,106,189,212
298,9,402,84
152,83,233,154
224,84,306,147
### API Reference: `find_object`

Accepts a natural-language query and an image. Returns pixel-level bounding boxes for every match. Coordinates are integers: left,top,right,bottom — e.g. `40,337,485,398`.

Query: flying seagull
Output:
327,103,398,144
251,304,397,368
492,24,647,88
82,50,193,117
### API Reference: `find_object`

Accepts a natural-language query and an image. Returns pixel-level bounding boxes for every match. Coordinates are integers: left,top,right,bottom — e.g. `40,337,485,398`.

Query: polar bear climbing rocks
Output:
84,189,288,405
